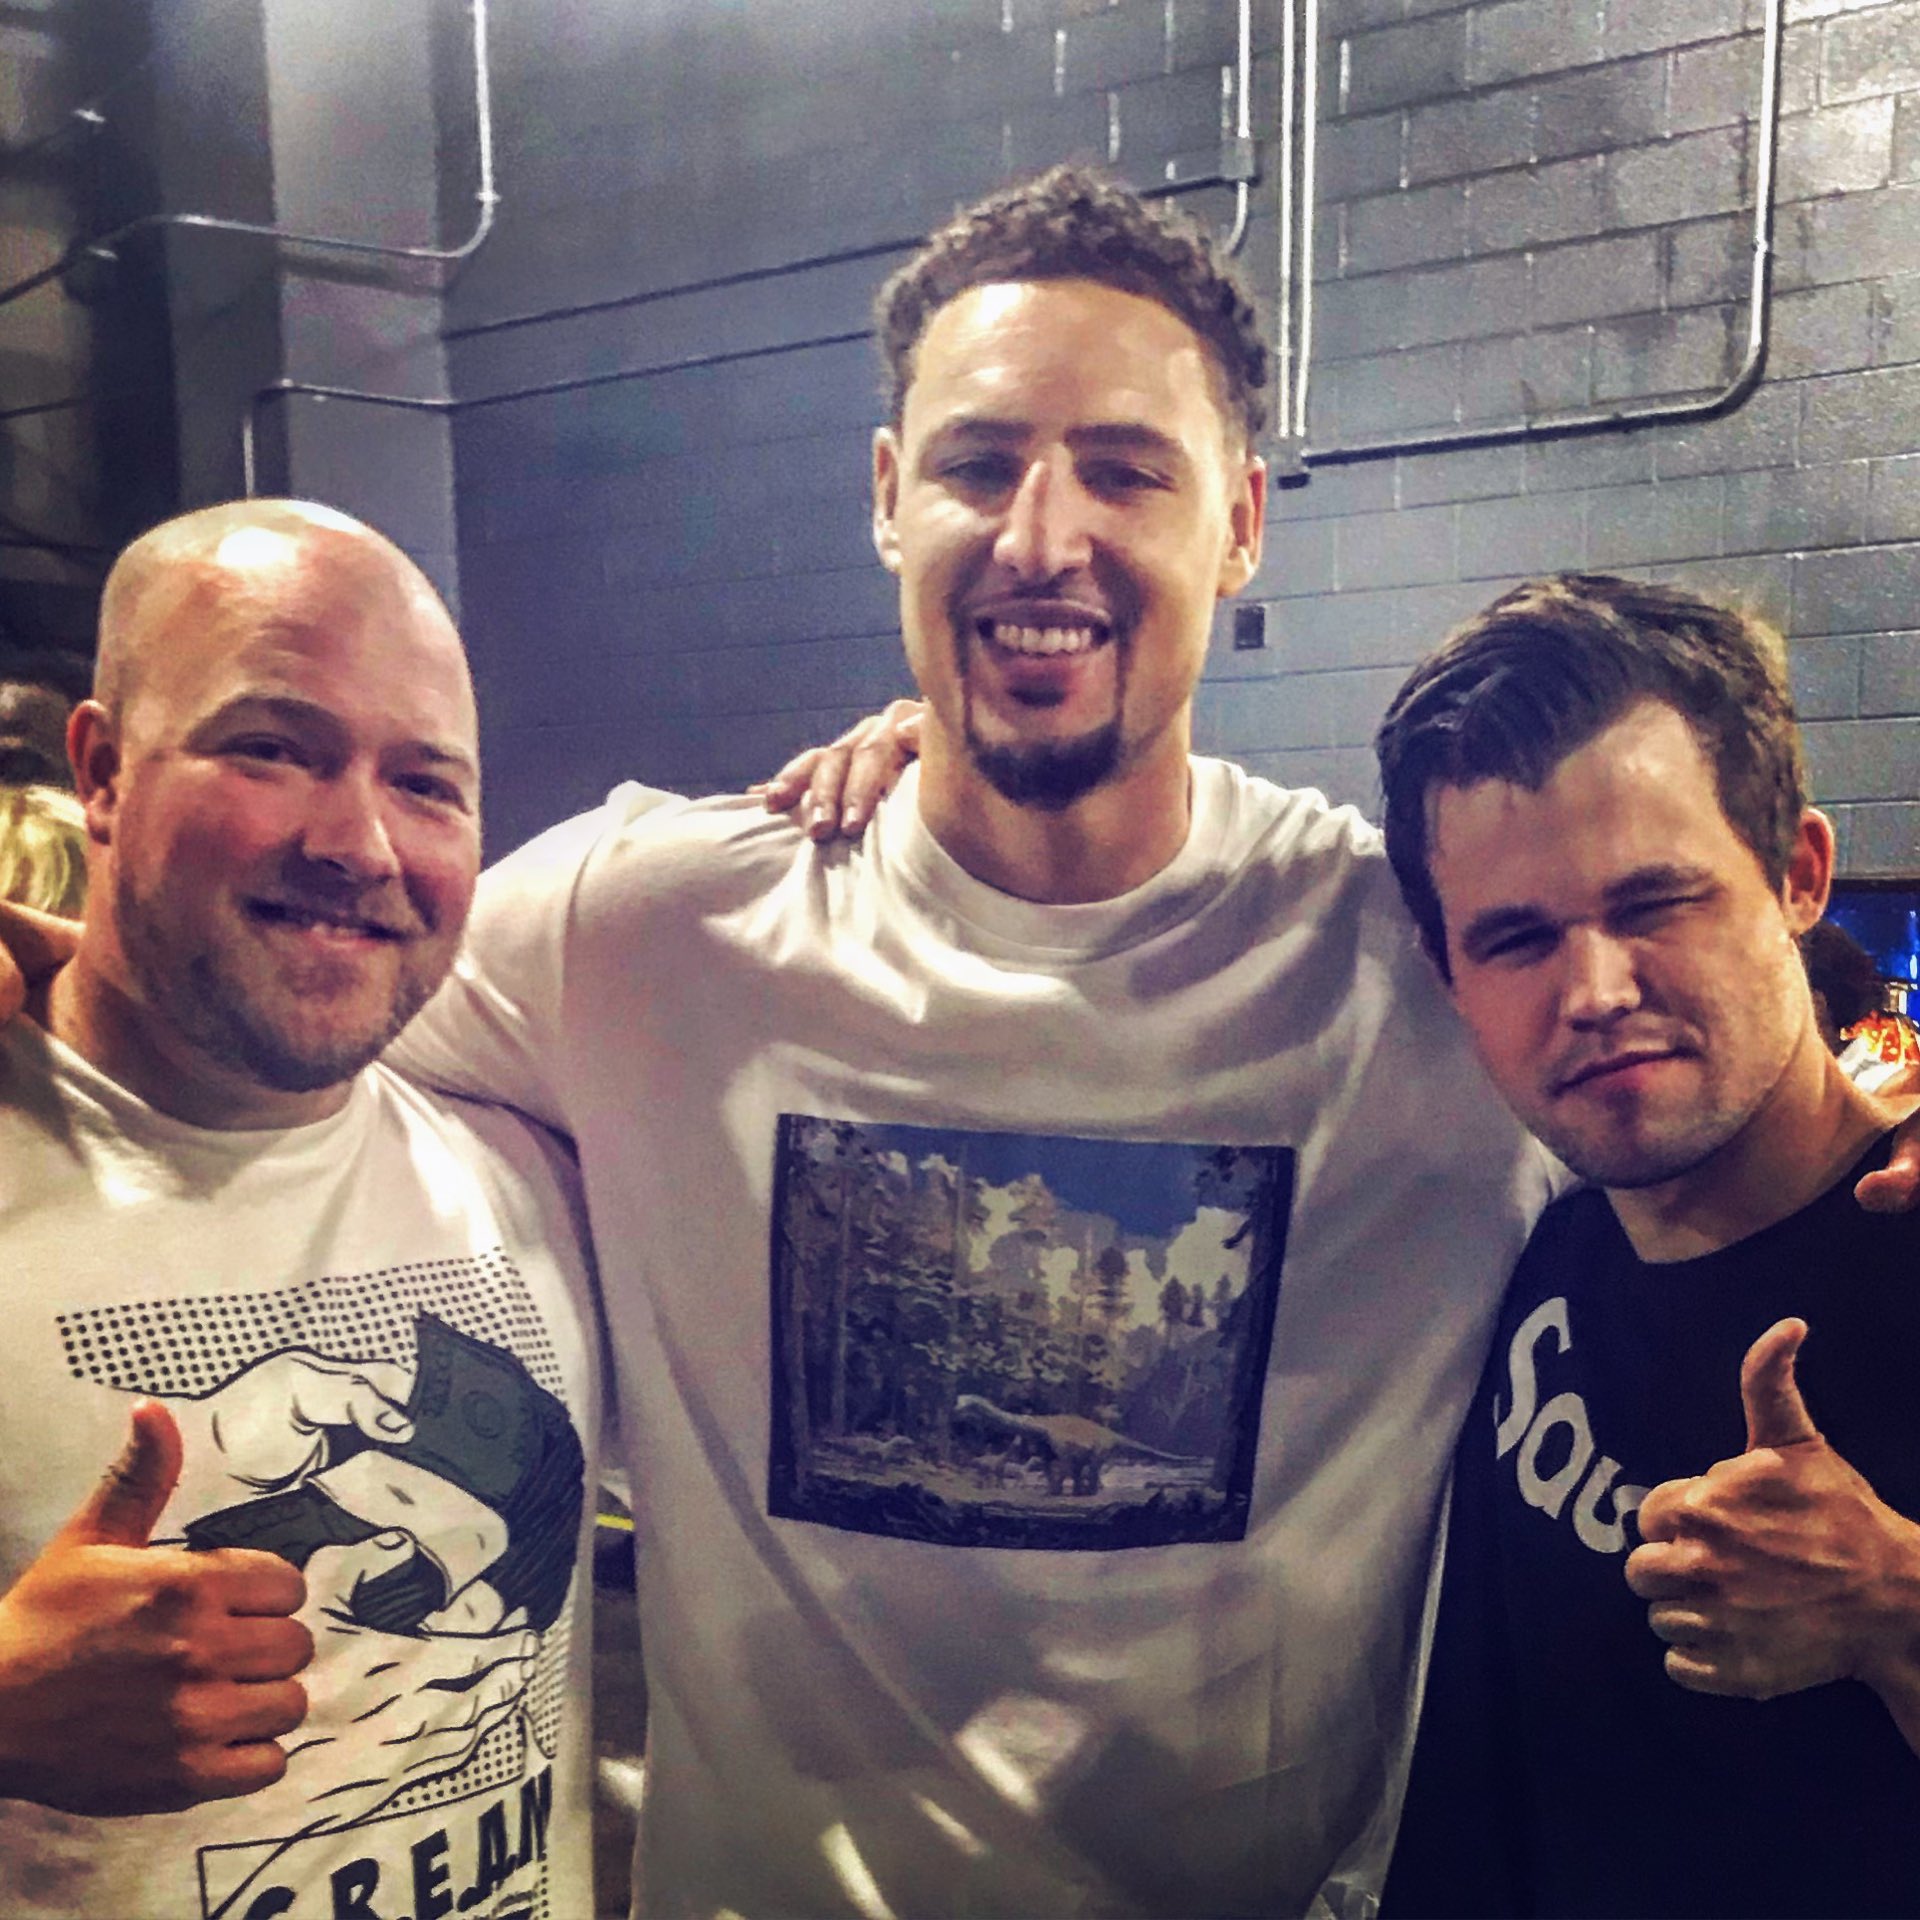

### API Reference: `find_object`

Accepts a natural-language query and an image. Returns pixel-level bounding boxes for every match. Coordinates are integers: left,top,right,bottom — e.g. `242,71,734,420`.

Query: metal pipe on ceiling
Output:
241,329,876,498
1291,0,1783,466
0,0,498,317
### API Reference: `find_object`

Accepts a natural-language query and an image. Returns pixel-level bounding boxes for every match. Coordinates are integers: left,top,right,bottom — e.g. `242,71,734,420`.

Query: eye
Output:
226,735,306,769
1081,458,1168,498
1475,926,1558,968
395,771,471,812
937,451,1019,492
1611,894,1698,934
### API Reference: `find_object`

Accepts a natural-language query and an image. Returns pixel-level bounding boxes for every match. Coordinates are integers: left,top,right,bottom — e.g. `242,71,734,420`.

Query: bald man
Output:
0,502,604,1920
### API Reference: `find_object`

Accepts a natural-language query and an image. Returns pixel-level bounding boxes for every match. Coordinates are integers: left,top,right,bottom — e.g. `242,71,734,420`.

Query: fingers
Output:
1740,1318,1818,1453
751,746,824,814
203,1546,308,1619
219,1611,316,1682
176,1674,310,1747
1631,1476,1691,1545
180,1737,293,1805
279,1355,415,1447
57,1400,183,1550
837,697,924,834
1857,1101,1920,1212
1625,1536,1701,1599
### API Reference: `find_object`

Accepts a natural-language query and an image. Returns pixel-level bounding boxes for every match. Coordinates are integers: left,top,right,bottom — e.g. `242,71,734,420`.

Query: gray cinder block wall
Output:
445,0,1918,870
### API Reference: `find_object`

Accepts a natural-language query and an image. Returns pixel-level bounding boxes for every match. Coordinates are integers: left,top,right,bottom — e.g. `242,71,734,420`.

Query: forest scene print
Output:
768,1118,1293,1550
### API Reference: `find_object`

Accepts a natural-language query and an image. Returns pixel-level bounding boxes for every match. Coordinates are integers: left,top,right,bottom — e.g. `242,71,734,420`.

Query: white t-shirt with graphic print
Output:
394,759,1555,1920
0,1025,602,1920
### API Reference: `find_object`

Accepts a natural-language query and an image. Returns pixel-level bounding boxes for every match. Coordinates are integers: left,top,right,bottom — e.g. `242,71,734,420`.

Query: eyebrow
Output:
191,693,478,781
928,417,1190,464
1454,862,1719,959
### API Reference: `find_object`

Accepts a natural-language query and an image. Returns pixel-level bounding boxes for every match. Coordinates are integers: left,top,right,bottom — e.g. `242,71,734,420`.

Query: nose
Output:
993,451,1092,583
1561,925,1642,1028
298,766,400,885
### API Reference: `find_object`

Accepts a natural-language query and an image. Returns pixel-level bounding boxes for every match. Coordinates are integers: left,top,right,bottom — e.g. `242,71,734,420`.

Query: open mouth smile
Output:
246,900,406,943
974,617,1111,657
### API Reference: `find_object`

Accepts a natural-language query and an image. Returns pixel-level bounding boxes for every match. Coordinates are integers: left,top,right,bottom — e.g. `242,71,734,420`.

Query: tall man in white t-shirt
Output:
391,165,1553,1919
0,501,607,1920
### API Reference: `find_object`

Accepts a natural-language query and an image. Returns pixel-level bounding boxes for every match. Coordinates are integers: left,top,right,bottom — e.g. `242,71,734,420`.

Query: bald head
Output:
57,499,482,1128
96,500,469,738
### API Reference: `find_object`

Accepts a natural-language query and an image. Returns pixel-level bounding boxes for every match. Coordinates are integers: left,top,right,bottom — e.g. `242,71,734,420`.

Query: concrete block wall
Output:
447,0,1276,853
1214,0,1920,873
450,0,1919,871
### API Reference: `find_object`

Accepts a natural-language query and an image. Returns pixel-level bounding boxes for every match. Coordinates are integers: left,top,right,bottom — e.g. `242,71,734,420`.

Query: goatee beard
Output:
965,720,1124,811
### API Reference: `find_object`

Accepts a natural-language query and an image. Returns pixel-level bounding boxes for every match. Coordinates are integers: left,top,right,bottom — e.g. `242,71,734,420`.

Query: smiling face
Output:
80,524,480,1115
872,278,1263,818
1428,699,1831,1193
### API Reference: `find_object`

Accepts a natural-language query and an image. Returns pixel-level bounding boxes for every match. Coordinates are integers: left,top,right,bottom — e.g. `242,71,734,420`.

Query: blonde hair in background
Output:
0,783,87,916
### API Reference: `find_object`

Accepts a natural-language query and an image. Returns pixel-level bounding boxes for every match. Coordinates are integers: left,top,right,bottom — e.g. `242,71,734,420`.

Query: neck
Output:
46,946,350,1132
914,727,1194,905
1611,1025,1910,1263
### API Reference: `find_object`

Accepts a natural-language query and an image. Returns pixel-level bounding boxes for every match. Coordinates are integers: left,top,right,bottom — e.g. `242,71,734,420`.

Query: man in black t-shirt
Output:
1372,574,1920,1918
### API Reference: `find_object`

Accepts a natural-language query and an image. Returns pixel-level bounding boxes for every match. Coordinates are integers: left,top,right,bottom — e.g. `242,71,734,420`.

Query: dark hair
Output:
874,164,1269,445
0,645,90,705
1800,919,1881,1043
1375,573,1807,979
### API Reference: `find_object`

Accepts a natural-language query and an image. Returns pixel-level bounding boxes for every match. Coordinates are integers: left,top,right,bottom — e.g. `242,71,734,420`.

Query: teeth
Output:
985,622,1099,656
257,903,383,937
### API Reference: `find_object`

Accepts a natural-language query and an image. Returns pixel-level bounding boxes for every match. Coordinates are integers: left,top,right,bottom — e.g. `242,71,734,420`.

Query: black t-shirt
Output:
1385,1134,1920,1919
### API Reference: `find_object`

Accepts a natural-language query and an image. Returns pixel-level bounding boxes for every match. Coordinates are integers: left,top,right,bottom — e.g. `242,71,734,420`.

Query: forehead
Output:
137,542,475,750
903,278,1231,444
1427,702,1758,921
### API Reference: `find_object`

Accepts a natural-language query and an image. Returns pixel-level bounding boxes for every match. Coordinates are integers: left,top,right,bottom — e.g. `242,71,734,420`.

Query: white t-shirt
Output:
396,760,1554,1920
0,1024,604,1920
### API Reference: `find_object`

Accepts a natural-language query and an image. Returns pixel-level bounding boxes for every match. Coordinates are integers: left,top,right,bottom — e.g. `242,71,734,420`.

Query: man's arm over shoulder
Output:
385,784,687,1128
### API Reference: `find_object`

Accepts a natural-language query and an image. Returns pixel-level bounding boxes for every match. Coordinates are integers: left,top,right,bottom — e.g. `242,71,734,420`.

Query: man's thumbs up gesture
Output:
1626,1319,1920,1753
0,1401,313,1815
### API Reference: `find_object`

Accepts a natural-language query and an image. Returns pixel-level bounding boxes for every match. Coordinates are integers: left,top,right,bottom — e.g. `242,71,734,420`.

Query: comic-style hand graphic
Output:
0,1401,312,1815
232,1531,539,1836
1626,1319,1920,1750
168,1351,417,1525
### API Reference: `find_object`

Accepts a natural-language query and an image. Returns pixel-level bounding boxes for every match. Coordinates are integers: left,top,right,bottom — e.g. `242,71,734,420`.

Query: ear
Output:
1780,807,1835,936
67,701,123,845
872,427,904,576
1216,453,1266,598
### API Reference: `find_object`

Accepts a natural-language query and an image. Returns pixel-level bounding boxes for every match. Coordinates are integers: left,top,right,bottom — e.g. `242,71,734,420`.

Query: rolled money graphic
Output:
186,1315,584,1635
376,1315,584,1632
185,1481,383,1565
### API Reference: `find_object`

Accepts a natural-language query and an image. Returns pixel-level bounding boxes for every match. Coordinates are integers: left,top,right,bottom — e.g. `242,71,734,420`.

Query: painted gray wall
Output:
444,0,1920,871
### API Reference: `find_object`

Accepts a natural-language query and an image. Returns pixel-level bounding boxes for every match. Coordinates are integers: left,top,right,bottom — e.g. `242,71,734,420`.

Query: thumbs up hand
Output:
1625,1320,1920,1741
0,1401,313,1815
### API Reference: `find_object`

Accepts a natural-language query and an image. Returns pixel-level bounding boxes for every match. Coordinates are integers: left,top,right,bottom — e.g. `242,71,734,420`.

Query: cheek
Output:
1454,979,1548,1091
401,833,479,931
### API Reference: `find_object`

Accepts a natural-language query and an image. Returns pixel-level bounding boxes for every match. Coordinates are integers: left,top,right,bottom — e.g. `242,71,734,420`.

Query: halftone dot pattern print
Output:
57,1249,579,1834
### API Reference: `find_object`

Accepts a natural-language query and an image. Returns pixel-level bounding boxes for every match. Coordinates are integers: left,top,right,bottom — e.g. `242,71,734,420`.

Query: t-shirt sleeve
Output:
386,783,685,1128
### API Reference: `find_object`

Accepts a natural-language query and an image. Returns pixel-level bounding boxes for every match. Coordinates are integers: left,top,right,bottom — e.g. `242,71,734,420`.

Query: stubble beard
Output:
114,868,434,1096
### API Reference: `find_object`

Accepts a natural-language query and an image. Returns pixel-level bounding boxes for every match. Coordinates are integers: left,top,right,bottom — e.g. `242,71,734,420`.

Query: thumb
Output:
55,1399,184,1548
1741,1318,1819,1453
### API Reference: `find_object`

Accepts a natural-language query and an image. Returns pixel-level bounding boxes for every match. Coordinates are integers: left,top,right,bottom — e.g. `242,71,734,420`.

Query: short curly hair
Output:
875,165,1270,446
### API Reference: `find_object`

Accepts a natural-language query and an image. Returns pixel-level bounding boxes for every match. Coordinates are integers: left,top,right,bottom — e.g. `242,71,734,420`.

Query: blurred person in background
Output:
0,649,89,791
0,783,87,917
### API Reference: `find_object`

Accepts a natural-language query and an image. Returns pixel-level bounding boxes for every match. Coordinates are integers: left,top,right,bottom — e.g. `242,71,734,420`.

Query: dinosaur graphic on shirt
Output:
952,1393,1209,1496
